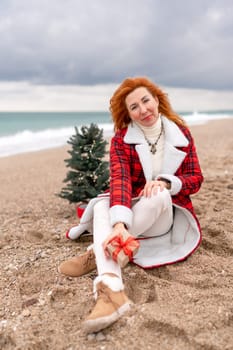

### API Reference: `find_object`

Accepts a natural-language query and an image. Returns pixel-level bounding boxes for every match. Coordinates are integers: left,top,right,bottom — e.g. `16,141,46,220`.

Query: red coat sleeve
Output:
109,130,132,209
175,126,204,196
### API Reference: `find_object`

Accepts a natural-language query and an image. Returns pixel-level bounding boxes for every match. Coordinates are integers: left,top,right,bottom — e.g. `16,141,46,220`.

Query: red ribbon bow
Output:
108,234,139,262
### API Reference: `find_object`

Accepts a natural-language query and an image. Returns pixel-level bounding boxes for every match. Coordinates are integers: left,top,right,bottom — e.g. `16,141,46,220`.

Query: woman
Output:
59,77,204,334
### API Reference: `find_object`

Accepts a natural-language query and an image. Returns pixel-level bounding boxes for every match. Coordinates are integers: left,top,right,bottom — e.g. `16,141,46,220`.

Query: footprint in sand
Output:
125,270,157,304
24,230,44,243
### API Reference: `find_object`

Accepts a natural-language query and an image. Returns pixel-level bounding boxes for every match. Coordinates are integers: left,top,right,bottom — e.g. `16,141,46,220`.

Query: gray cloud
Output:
0,0,233,89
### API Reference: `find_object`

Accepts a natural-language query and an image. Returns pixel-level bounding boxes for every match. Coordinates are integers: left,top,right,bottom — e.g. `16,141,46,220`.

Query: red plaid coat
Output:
109,116,203,228
70,116,203,267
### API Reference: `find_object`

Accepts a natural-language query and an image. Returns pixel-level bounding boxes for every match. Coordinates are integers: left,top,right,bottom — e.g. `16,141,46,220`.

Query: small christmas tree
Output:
59,123,109,203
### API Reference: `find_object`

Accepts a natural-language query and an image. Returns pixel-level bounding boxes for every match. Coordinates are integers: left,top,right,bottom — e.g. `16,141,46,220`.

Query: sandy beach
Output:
0,118,233,350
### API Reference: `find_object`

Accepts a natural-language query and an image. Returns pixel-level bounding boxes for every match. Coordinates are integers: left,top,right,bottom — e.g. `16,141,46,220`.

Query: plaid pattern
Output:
110,123,203,219
171,125,203,216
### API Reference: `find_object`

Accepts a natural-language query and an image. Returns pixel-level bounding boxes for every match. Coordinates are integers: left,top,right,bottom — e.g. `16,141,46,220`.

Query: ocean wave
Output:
0,113,232,158
0,123,114,158
183,111,233,125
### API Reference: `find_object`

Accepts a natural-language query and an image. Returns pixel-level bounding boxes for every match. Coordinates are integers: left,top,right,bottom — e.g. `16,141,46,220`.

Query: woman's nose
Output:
140,104,147,114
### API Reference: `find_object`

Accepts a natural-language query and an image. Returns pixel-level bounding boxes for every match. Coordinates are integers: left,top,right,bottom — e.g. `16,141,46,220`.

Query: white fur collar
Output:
124,116,188,147
123,116,189,179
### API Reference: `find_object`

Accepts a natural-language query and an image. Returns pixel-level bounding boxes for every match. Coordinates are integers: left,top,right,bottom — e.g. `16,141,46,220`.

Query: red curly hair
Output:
110,77,186,130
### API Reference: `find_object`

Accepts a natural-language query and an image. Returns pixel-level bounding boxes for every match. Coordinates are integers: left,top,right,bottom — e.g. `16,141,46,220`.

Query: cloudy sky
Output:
1,0,233,111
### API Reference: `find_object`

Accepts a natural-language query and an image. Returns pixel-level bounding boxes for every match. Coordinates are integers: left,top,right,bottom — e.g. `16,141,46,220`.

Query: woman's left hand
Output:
103,222,129,257
139,180,169,197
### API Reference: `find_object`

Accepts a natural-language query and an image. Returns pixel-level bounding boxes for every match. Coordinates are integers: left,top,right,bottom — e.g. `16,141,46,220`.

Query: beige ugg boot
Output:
58,249,96,277
83,274,131,334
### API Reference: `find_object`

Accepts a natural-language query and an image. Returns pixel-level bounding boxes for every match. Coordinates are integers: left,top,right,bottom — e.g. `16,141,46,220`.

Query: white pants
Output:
93,189,173,280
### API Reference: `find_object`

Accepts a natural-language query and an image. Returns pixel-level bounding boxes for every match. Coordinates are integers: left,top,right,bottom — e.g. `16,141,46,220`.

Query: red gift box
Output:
106,231,140,268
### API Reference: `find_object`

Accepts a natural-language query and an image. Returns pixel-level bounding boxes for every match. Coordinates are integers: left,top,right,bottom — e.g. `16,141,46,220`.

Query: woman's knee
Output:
140,188,171,210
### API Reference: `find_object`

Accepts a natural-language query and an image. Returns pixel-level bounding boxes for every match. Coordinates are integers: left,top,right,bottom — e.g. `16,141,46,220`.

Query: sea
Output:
0,110,232,158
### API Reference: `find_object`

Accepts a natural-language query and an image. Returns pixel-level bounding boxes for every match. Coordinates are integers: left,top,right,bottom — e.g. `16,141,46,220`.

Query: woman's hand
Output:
139,180,170,198
103,222,130,257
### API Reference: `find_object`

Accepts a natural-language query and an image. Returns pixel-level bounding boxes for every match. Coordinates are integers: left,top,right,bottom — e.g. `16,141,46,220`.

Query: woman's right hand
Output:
139,180,169,197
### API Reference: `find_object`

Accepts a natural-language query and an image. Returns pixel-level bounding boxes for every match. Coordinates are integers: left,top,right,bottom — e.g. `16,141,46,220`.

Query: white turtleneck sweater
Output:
136,116,165,179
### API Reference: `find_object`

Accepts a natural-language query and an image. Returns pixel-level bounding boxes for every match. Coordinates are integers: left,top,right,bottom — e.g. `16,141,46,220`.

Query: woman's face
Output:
125,87,159,127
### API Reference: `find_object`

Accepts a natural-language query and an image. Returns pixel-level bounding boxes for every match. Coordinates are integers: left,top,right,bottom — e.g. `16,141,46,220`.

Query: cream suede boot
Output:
83,274,131,334
58,249,96,277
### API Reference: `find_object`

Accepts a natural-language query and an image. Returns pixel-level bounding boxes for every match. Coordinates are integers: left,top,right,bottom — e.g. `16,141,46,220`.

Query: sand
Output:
0,119,233,350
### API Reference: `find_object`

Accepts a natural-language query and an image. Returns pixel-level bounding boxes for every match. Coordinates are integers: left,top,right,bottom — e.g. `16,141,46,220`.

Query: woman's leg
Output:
83,198,130,334
93,198,122,279
129,189,173,238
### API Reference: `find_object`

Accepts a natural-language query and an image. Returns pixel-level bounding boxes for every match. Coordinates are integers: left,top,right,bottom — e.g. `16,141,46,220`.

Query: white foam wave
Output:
0,113,232,158
183,111,232,125
0,124,114,158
